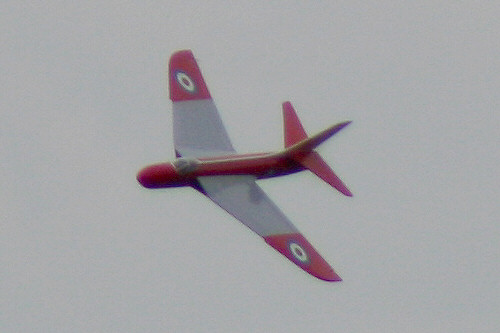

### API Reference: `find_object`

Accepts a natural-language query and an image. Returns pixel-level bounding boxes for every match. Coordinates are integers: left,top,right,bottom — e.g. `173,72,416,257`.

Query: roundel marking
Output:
289,241,309,264
175,71,196,93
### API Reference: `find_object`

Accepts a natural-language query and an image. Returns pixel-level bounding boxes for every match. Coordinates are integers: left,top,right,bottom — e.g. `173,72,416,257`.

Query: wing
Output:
169,50,236,158
197,175,341,281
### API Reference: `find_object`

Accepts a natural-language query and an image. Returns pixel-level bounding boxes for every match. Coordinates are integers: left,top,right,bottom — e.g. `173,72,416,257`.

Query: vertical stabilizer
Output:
283,102,308,148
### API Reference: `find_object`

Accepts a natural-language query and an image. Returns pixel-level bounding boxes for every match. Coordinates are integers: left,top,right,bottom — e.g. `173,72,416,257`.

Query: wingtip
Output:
170,49,193,57
338,120,352,130
342,187,354,197
323,273,343,282
315,268,342,282
264,233,342,282
169,50,211,101
318,267,342,282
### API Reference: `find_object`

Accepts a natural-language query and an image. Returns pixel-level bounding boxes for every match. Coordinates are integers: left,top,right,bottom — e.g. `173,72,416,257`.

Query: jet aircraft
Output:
137,50,352,281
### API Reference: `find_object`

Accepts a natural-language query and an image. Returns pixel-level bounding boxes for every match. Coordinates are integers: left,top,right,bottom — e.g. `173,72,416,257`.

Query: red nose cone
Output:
137,167,156,188
137,164,173,188
137,169,150,188
137,163,188,188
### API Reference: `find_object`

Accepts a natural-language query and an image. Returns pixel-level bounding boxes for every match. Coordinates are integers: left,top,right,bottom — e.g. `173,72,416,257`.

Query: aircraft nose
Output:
137,168,152,188
137,163,180,188
137,166,162,188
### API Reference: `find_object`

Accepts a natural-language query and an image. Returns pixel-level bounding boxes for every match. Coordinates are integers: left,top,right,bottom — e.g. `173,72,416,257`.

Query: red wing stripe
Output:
264,233,341,282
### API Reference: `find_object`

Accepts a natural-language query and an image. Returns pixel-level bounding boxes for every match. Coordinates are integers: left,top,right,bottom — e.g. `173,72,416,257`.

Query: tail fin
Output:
283,101,308,148
282,102,353,197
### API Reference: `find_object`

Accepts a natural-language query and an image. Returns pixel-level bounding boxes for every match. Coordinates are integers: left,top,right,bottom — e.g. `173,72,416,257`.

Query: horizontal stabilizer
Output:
298,151,352,197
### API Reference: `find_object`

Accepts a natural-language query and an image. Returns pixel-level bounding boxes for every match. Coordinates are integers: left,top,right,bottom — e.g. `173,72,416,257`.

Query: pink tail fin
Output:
283,102,307,148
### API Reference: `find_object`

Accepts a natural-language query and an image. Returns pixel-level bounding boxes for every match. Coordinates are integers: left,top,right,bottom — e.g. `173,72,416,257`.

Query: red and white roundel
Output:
175,71,196,93
289,241,309,264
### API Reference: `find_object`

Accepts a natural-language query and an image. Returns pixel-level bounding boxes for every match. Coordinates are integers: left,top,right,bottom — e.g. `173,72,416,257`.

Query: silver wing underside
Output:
173,99,235,157
197,175,298,237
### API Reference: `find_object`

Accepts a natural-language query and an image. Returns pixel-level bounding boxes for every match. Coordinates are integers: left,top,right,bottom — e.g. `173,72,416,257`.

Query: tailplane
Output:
297,151,353,197
281,102,352,197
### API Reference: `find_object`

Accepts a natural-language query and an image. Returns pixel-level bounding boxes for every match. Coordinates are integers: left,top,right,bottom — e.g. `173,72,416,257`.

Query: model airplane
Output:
137,50,352,281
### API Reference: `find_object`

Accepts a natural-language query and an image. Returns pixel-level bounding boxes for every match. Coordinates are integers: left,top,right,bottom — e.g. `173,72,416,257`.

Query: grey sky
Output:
2,1,499,332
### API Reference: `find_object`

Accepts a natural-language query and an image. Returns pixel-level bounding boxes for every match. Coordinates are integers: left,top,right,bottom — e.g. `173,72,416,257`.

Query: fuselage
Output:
137,151,305,189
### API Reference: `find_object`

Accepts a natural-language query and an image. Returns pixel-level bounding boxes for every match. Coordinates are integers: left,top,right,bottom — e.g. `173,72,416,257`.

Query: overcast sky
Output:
2,1,499,332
